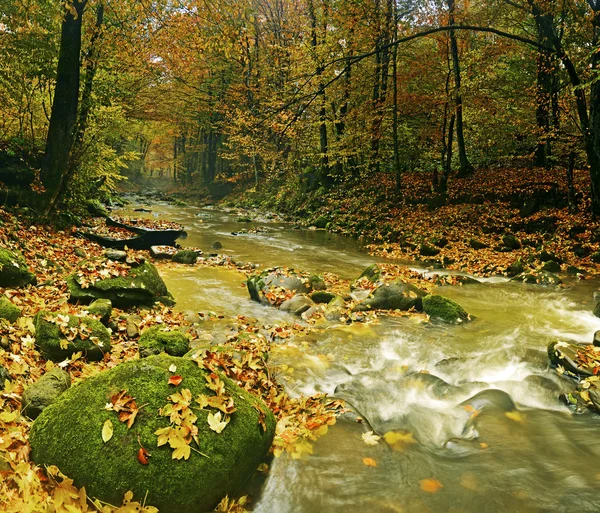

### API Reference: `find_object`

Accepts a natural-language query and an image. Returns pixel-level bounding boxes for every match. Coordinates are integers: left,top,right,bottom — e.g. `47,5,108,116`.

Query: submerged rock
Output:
422,294,470,323
67,261,174,307
21,368,71,419
138,326,190,358
0,247,36,287
29,355,275,512
352,280,426,312
35,311,111,362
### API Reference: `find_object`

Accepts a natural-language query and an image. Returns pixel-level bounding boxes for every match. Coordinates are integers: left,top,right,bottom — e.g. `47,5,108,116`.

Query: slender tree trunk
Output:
42,0,87,210
391,2,401,191
448,0,473,177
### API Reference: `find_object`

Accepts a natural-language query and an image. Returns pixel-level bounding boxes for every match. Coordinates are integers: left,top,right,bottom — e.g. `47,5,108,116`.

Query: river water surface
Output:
123,197,600,513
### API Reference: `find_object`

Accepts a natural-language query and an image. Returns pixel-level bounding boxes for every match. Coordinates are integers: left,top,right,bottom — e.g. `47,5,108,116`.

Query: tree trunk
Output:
448,0,473,177
42,0,87,211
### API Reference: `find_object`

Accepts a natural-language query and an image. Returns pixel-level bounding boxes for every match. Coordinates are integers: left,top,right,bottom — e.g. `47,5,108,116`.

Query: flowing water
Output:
122,196,600,513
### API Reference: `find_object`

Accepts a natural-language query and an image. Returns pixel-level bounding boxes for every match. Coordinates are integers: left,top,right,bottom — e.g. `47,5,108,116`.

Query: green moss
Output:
68,261,174,307
34,311,111,361
29,355,276,513
21,368,71,419
0,247,35,287
422,294,470,323
172,250,198,265
88,299,112,323
138,326,190,358
0,296,21,322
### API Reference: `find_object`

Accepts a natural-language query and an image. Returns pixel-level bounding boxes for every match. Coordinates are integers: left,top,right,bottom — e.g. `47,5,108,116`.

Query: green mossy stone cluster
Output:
172,250,198,265
0,247,36,287
88,299,112,324
67,261,175,308
34,311,111,361
138,326,190,358
21,368,71,419
29,355,276,513
0,296,21,322
422,294,470,323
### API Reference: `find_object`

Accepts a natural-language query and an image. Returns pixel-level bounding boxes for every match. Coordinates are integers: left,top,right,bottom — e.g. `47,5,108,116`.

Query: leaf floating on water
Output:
362,457,377,467
362,431,381,446
504,411,525,423
383,430,417,452
419,478,443,493
460,473,478,491
102,419,113,443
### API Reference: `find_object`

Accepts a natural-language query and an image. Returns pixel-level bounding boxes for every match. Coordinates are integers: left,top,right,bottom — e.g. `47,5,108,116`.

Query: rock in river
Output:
352,280,427,312
422,294,470,323
29,355,275,512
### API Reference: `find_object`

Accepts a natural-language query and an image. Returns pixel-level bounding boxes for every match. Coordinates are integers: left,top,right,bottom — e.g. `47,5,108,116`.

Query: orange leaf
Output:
168,375,183,386
137,447,151,465
420,478,443,493
362,457,377,467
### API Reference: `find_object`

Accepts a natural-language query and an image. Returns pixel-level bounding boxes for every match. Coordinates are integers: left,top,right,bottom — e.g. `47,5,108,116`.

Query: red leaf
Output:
168,375,183,386
137,447,151,465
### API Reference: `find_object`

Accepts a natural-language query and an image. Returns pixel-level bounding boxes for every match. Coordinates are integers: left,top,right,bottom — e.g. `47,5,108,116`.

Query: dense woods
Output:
4,0,600,212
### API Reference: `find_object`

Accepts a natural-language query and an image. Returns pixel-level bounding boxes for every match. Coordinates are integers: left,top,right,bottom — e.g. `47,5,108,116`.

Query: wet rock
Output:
211,241,223,250
104,249,127,262
126,315,141,339
567,265,586,276
422,294,470,323
138,326,190,358
172,249,198,265
247,268,313,305
461,389,516,412
538,250,563,263
593,330,600,347
0,247,36,287
35,311,111,362
311,291,337,304
21,368,71,419
280,294,314,316
67,261,174,308
29,355,275,513
524,374,561,394
594,303,600,319
506,259,524,277
324,296,346,321
541,260,561,273
512,271,562,287
547,340,593,377
352,280,427,312
88,299,112,324
405,372,454,398
308,275,327,291
0,296,21,322
351,264,381,291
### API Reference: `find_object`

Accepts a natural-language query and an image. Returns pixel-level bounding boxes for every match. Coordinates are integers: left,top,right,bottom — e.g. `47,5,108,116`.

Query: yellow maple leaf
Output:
383,431,417,452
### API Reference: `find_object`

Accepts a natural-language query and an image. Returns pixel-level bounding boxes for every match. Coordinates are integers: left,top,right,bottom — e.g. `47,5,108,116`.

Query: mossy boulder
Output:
138,326,190,358
29,355,276,512
21,368,71,419
86,199,110,218
0,247,36,287
67,261,174,308
422,294,470,323
324,296,346,321
88,299,112,324
512,271,562,287
419,244,440,257
35,311,111,362
469,239,488,250
247,268,312,305
0,296,21,322
502,234,521,250
314,215,329,229
541,260,561,273
311,291,337,304
172,250,198,265
351,264,382,291
353,280,427,312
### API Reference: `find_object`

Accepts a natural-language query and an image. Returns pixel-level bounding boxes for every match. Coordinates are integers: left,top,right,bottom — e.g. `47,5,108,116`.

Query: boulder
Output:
422,294,470,323
247,268,312,305
541,260,561,273
104,249,127,262
86,199,110,218
138,326,190,358
126,314,141,339
150,246,177,259
351,264,382,291
279,295,314,316
311,291,337,304
502,234,521,250
512,271,562,287
35,311,111,362
88,299,112,324
548,340,594,376
469,239,488,250
0,247,36,287
353,280,427,312
67,261,174,307
0,296,21,322
324,296,346,322
506,259,524,277
29,355,276,512
172,250,198,265
21,368,71,419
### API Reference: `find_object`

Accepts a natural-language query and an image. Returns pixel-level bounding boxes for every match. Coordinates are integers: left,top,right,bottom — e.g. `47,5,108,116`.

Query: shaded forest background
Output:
2,0,600,215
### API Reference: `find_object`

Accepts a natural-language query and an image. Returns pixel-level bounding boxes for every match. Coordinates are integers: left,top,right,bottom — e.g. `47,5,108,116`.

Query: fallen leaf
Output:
137,447,151,465
362,457,377,467
168,375,183,386
102,419,113,443
420,478,443,493
207,411,228,433
505,411,524,423
169,364,177,373
383,430,417,451
362,431,381,446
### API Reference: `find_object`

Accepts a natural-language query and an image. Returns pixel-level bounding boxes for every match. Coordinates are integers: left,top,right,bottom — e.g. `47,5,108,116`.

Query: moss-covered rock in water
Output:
35,311,111,362
422,294,470,323
279,294,313,316
172,250,198,265
314,215,329,229
541,260,561,273
0,296,20,322
351,264,381,291
138,326,190,358
29,355,276,513
21,368,71,419
0,247,36,287
67,261,174,308
88,299,112,324
353,280,427,312
511,271,562,287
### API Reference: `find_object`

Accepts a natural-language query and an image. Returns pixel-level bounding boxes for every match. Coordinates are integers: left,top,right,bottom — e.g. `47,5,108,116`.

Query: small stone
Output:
0,297,21,323
172,250,198,265
21,368,71,419
104,249,127,262
88,299,112,324
211,241,223,250
126,315,141,339
74,248,87,258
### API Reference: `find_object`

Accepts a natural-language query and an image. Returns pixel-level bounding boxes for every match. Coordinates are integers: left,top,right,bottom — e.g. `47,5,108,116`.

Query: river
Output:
122,196,600,513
